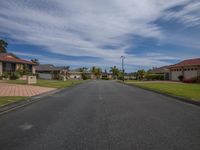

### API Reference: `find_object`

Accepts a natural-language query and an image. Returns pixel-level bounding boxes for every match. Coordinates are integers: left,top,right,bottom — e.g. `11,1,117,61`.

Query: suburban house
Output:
0,53,36,76
102,72,113,80
151,66,171,80
67,70,82,79
67,69,97,80
168,58,200,81
36,64,68,80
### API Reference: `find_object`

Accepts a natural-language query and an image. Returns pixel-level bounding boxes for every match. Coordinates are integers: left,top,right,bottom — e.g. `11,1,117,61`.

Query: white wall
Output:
0,62,2,75
184,70,198,79
32,66,36,74
69,74,82,79
171,71,182,81
38,73,52,80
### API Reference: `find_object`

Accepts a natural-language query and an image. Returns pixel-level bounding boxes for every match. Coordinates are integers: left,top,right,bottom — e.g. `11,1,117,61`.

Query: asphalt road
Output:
0,81,200,150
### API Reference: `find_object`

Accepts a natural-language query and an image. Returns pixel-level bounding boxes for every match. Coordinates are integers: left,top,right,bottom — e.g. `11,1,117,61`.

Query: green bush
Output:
10,72,20,80
145,74,164,80
178,75,184,81
82,75,88,80
102,76,109,80
2,72,9,78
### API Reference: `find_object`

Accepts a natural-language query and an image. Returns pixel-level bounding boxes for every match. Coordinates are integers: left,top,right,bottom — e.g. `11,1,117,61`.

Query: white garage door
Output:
171,71,182,81
38,73,52,80
184,70,197,79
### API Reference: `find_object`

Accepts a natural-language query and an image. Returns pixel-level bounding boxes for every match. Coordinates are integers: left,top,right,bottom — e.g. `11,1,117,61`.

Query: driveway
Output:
0,80,199,150
0,82,56,96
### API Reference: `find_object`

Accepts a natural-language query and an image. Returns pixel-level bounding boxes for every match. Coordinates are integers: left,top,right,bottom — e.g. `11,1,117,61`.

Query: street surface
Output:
0,81,199,150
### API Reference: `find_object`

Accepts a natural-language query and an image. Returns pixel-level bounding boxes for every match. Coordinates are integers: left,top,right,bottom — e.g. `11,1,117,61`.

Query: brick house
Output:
0,53,36,75
151,65,171,80
169,58,200,81
36,64,69,80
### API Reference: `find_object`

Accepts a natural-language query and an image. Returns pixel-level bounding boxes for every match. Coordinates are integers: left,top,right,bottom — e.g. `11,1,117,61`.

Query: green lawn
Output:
126,81,200,102
0,96,27,107
6,79,88,88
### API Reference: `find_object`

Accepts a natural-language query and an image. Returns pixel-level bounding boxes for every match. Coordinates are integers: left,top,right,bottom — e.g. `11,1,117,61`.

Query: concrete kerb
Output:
0,80,92,116
0,88,63,116
119,81,200,107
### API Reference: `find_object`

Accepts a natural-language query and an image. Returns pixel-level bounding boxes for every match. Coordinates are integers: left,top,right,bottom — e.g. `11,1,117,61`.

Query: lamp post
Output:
121,56,125,82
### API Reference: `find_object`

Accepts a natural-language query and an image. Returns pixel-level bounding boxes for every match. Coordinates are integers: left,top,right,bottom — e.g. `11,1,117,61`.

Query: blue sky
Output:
0,0,200,72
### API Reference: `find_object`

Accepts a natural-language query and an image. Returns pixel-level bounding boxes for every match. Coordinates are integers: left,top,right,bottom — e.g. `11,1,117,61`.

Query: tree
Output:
31,58,40,65
91,66,102,79
91,66,96,75
0,39,8,53
95,68,102,79
136,69,146,80
110,66,120,79
79,67,88,80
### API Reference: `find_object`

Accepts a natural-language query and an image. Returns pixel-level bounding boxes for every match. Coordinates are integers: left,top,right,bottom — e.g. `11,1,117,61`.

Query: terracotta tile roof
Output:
169,58,200,68
0,53,35,65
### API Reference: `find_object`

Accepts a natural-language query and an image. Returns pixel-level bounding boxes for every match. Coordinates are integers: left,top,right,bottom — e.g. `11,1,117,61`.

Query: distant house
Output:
36,64,68,80
168,58,200,81
0,53,36,75
151,66,171,80
102,72,113,79
67,71,82,79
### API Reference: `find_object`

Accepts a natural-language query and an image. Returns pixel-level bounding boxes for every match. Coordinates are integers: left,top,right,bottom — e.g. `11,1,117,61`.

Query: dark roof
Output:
36,64,68,71
169,58,200,68
0,53,35,65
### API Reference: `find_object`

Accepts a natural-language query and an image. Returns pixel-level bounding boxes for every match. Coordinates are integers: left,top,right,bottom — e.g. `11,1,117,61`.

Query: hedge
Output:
145,74,164,80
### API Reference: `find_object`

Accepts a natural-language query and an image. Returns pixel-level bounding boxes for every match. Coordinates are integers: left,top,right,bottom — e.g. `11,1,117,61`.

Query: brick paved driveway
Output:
0,83,56,96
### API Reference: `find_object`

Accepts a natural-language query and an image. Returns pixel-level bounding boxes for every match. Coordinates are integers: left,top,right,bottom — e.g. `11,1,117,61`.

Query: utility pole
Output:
121,56,125,82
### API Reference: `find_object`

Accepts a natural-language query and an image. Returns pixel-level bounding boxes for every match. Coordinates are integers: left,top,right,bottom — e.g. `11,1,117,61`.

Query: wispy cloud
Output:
164,1,200,27
0,0,197,71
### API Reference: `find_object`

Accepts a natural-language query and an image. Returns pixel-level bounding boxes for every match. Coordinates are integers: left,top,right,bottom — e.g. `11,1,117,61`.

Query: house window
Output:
2,62,16,73
24,64,32,73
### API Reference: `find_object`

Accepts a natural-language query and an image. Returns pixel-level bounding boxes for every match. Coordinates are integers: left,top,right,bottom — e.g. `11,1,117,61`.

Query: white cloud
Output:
0,0,193,71
164,1,200,27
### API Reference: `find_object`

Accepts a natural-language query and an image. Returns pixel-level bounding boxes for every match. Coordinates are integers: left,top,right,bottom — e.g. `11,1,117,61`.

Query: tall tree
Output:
95,68,102,79
91,66,96,75
110,66,120,79
31,58,40,65
136,69,146,80
91,66,102,79
79,67,88,80
0,39,8,53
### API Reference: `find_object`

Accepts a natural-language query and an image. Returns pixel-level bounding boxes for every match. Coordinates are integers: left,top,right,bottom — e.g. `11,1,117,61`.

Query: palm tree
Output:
91,66,96,75
110,66,120,79
79,67,88,80
137,69,145,80
31,58,40,65
90,66,102,79
0,39,8,53
95,68,102,79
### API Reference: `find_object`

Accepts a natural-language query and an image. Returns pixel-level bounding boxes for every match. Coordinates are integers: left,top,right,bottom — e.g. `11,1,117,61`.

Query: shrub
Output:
145,74,164,80
2,72,9,78
102,76,109,80
183,77,197,83
10,72,20,80
82,75,88,80
178,75,184,81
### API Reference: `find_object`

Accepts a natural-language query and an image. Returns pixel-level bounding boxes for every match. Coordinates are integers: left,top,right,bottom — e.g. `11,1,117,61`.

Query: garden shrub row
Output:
145,74,164,80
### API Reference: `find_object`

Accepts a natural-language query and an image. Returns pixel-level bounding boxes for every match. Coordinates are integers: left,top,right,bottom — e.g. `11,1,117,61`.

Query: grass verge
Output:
125,81,200,102
0,96,27,107
5,79,88,88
